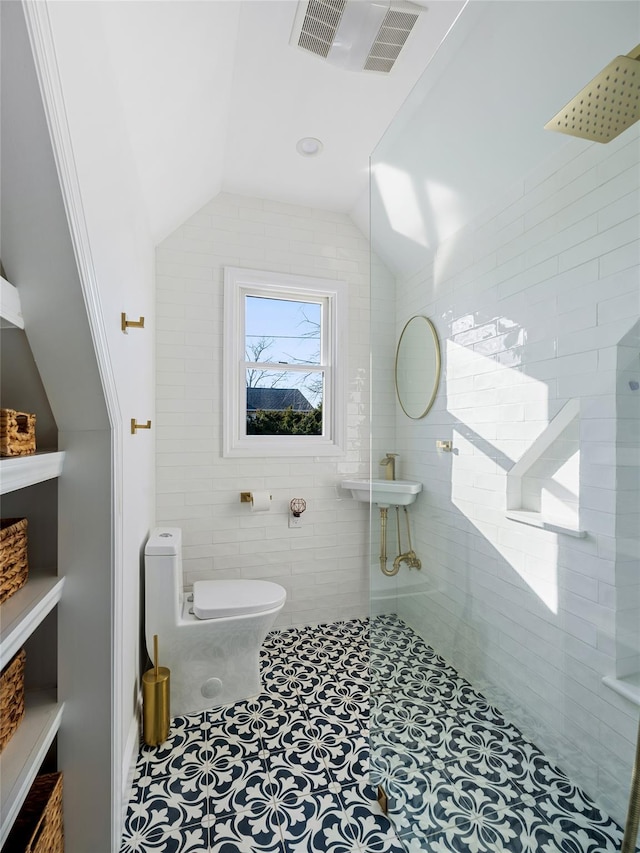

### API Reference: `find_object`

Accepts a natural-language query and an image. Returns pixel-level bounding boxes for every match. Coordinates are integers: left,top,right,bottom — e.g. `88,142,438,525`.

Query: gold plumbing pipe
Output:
622,715,640,852
390,506,422,573
379,507,400,577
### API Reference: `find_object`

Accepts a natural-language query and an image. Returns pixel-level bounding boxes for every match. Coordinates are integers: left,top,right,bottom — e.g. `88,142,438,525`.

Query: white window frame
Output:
223,267,347,458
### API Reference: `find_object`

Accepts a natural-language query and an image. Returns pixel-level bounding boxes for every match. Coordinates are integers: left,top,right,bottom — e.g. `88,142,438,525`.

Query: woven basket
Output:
0,648,26,752
6,773,64,853
0,409,36,457
0,518,29,605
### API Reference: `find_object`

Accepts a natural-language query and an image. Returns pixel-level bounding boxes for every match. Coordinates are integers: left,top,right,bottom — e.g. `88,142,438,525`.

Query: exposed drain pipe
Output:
378,506,420,577
379,508,399,577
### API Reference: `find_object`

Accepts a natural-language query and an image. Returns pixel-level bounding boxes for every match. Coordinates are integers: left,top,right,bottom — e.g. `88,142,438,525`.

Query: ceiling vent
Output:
290,0,424,73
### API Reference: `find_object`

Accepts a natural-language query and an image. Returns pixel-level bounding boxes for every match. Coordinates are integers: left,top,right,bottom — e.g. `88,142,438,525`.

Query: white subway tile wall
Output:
156,192,382,628
381,126,639,827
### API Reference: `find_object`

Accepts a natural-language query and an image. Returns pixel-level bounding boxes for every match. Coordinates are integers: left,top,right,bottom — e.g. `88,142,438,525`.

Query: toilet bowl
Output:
144,527,286,716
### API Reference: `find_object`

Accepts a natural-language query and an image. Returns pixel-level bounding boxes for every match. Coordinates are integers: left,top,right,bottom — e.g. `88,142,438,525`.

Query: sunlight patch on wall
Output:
424,179,464,246
446,337,549,454
372,162,429,248
446,337,559,614
450,428,559,614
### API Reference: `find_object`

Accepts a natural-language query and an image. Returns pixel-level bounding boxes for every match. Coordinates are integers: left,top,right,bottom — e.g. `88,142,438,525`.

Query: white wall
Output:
29,1,156,841
376,127,639,827
156,192,373,627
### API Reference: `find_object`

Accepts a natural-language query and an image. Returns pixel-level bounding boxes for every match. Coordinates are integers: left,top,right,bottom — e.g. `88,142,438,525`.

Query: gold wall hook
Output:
131,418,152,434
121,312,145,332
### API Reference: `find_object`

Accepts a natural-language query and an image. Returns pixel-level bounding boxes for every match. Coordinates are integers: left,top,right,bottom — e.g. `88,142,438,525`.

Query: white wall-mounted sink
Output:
341,478,422,508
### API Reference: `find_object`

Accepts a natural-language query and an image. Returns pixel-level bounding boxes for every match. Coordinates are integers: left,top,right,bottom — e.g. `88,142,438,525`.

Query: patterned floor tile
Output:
323,734,369,785
144,733,214,782
400,801,545,852
208,807,284,852
206,756,271,817
133,775,209,834
120,823,210,853
276,790,360,852
307,706,367,738
266,746,333,804
122,614,628,853
258,705,317,753
264,661,328,698
532,782,626,850
371,692,451,735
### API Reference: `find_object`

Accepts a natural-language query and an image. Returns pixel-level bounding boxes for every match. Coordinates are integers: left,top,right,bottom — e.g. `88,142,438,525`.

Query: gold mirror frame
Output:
395,315,441,419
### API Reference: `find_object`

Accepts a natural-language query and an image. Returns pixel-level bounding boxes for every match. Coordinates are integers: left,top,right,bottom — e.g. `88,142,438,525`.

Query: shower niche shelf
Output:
602,674,640,708
505,398,585,537
505,510,586,538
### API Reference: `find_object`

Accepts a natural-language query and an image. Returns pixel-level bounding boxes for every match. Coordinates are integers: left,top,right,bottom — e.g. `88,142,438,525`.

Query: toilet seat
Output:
192,579,286,620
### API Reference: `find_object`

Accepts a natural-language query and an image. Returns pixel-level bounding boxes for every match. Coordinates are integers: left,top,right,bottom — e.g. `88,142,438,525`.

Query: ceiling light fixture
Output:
296,137,324,156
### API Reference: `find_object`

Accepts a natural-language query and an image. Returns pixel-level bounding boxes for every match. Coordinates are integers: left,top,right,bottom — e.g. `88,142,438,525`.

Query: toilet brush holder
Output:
142,635,170,746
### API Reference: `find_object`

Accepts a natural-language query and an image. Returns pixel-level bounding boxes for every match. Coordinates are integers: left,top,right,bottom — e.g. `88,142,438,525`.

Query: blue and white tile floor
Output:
121,615,630,852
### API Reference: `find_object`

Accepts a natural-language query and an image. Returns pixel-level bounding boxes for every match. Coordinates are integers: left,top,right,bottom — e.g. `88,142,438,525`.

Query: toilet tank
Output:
144,528,183,653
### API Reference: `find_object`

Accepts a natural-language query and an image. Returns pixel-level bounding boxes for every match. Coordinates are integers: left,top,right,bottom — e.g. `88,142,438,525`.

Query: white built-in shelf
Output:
0,577,65,671
0,276,24,330
0,451,65,495
603,674,640,707
505,510,586,538
0,691,63,848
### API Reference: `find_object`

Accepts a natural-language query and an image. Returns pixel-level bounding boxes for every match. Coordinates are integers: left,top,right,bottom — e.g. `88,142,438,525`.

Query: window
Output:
223,267,347,457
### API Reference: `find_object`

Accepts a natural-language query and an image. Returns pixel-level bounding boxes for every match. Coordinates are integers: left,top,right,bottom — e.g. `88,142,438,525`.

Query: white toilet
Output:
144,527,286,716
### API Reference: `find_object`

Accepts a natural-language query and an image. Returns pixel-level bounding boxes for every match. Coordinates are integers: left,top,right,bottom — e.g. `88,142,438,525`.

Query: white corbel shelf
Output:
0,691,64,848
0,451,65,494
0,275,24,329
0,577,65,671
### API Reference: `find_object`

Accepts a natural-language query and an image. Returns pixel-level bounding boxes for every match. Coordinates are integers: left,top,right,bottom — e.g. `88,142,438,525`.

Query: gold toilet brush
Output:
142,634,170,746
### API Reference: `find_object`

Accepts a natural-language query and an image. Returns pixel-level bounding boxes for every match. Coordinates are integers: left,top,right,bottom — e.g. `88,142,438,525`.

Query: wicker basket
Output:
0,409,36,457
0,648,26,752
0,518,29,605
5,773,64,853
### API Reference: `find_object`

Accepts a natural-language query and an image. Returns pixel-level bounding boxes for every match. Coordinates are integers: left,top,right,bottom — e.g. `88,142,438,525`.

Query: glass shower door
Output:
369,2,640,849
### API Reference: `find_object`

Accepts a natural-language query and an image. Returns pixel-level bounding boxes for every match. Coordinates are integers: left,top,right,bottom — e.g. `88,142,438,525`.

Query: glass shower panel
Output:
369,2,640,850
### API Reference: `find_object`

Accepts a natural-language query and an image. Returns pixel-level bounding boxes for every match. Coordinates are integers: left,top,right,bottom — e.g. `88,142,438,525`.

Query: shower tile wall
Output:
379,125,640,826
155,192,387,628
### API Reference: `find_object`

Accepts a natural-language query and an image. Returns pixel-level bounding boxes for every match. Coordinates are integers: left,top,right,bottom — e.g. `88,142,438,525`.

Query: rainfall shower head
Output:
544,44,640,143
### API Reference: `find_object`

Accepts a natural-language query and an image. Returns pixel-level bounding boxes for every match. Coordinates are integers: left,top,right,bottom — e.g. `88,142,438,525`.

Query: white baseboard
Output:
119,703,142,840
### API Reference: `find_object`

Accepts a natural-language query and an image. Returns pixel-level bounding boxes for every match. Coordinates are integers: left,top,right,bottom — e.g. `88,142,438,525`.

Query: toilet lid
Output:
192,579,286,620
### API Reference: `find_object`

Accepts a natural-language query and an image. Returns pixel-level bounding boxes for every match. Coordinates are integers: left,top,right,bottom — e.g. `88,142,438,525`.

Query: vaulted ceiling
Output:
97,0,464,244
95,0,638,276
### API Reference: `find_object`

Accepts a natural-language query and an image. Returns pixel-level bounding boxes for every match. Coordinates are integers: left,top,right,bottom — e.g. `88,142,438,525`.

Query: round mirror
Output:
395,316,441,419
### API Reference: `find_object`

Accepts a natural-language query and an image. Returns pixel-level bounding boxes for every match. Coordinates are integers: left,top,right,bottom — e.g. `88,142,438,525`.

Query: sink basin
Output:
341,478,422,508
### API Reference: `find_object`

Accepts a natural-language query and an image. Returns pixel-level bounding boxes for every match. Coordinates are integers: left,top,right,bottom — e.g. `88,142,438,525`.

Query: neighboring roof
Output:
247,387,313,412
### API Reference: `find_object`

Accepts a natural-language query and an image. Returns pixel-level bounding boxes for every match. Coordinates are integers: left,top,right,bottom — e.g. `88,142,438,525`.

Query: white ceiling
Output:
97,0,639,277
98,0,465,244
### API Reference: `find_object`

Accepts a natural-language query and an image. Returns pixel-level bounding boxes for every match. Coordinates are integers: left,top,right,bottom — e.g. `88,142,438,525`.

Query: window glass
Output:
223,267,347,457
245,296,321,366
246,371,324,436
244,296,324,437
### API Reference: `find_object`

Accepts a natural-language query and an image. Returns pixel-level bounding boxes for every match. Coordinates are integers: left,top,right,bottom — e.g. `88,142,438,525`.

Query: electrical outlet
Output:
289,515,302,529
